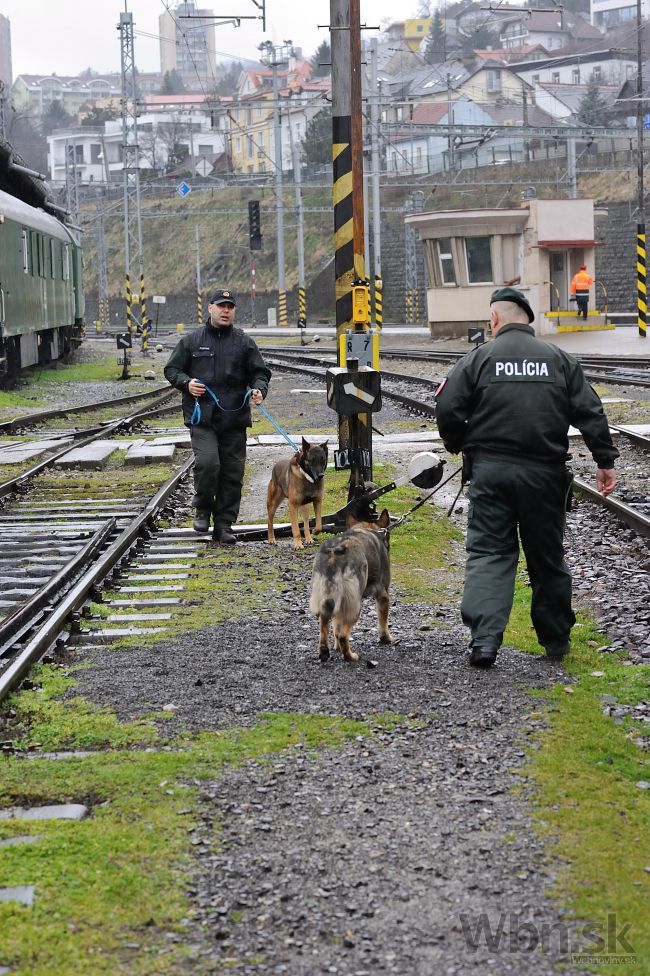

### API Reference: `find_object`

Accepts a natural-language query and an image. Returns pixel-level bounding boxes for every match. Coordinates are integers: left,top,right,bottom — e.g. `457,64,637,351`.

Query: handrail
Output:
543,280,562,329
595,280,609,326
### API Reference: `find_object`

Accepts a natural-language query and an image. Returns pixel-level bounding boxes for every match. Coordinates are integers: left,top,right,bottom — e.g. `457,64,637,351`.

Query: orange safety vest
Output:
570,269,593,295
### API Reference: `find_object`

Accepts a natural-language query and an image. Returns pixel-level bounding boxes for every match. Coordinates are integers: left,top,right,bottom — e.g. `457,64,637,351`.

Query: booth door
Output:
549,251,569,309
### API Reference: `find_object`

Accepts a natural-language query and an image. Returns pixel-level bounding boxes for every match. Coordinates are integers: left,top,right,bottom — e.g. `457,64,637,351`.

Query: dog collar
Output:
297,465,315,484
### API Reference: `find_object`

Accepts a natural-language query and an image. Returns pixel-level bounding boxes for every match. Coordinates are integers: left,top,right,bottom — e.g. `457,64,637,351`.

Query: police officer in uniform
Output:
164,289,271,542
435,287,618,668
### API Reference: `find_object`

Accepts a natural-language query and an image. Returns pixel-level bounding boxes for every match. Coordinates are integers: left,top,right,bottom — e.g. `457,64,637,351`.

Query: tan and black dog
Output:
266,437,329,549
309,508,392,662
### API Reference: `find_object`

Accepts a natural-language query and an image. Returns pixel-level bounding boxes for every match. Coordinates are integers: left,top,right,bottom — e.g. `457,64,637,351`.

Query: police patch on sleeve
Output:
490,359,555,382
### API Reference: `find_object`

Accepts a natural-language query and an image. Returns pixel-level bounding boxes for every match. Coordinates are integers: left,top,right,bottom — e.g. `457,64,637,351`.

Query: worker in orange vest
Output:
570,264,593,319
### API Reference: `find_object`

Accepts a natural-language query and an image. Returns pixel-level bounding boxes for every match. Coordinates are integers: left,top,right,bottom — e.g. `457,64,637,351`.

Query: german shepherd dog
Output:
267,437,329,549
309,508,392,662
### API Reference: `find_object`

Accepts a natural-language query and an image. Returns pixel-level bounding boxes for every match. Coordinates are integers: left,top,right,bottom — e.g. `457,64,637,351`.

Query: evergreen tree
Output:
577,76,612,126
301,106,332,166
161,70,186,94
424,10,446,63
311,40,331,78
213,61,244,97
40,100,73,136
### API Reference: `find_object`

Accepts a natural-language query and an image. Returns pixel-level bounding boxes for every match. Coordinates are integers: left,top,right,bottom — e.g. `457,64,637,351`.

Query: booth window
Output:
437,238,456,284
465,236,493,283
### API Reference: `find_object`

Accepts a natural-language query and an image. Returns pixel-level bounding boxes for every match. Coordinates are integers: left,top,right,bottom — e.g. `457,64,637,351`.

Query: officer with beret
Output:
164,289,271,543
435,287,618,667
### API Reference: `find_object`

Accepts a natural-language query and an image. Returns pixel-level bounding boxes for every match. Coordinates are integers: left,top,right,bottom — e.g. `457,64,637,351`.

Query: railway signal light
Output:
248,200,262,251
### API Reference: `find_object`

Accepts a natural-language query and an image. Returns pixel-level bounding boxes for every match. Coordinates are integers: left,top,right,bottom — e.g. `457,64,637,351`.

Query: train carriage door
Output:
549,251,569,309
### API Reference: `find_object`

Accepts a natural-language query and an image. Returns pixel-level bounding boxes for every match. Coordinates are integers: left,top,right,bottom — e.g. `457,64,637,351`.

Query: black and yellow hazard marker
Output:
405,289,413,325
125,273,132,335
638,224,647,338
278,290,288,326
298,285,307,325
374,275,383,330
333,116,355,334
197,292,203,325
140,273,147,337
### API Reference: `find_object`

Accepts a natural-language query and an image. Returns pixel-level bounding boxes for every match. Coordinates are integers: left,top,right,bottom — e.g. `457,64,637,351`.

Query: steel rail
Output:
0,519,116,657
609,424,650,450
573,477,650,538
0,390,178,499
0,456,194,702
0,384,171,434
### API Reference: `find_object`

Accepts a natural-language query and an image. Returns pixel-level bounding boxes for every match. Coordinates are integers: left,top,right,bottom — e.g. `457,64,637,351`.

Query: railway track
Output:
264,354,650,539
261,346,650,389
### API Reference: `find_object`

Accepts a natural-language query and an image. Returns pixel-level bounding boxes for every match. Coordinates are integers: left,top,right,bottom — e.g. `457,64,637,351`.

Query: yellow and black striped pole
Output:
125,273,132,336
197,292,202,325
638,224,647,338
139,273,147,337
298,286,307,325
331,0,371,493
278,290,288,326
374,275,383,329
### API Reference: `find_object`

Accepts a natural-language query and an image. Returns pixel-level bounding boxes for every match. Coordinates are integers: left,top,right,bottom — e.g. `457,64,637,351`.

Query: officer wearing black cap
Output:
435,286,618,668
164,288,271,542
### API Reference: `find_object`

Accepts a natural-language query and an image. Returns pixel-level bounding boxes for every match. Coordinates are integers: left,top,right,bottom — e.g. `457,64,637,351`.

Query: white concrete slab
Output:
124,443,176,465
55,440,121,469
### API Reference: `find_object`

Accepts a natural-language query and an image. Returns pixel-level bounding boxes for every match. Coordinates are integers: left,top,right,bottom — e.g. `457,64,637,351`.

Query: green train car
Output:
0,143,83,377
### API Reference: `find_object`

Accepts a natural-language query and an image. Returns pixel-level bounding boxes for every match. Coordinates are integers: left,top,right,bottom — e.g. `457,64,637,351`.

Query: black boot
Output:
469,643,498,668
213,525,237,544
193,510,210,533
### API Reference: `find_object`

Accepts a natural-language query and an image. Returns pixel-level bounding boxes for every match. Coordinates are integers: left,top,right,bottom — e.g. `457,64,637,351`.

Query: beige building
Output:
0,14,11,88
159,1,216,90
406,198,608,337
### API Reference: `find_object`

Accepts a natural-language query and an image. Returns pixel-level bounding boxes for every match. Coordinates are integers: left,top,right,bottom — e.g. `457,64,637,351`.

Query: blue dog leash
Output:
189,384,252,426
190,383,300,453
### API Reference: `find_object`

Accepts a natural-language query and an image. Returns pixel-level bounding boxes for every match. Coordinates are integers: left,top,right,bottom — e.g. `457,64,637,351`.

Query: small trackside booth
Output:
406,197,610,338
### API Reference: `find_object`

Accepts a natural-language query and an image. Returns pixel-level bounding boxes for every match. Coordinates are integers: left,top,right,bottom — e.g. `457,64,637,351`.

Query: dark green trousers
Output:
461,456,575,649
189,425,247,529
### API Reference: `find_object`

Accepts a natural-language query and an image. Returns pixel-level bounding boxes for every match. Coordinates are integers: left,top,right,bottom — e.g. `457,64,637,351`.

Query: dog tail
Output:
310,569,361,624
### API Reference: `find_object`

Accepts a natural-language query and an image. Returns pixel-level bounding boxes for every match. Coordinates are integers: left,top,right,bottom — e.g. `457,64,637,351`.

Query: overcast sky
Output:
2,0,413,77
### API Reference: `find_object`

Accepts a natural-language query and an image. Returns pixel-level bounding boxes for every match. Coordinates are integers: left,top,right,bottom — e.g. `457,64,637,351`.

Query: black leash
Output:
390,465,463,531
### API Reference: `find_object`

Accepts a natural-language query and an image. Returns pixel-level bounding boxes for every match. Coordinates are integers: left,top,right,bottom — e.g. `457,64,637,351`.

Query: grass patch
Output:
503,572,649,973
0,389,47,411
0,705,404,975
22,361,125,385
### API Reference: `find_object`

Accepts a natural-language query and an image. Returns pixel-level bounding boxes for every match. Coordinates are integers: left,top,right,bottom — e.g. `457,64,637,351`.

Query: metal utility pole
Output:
330,0,372,495
195,224,202,325
259,40,292,327
119,7,146,337
64,139,80,226
331,0,366,336
369,39,382,325
637,0,647,338
0,81,7,141
566,137,577,198
405,191,425,324
290,131,307,327
95,188,109,331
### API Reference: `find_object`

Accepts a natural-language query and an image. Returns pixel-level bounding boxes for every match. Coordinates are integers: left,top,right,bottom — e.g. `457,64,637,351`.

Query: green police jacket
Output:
434,322,619,468
164,324,271,429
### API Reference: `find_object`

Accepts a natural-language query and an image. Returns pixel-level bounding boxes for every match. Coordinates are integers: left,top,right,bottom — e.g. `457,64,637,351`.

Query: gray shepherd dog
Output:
309,508,393,662
267,437,329,549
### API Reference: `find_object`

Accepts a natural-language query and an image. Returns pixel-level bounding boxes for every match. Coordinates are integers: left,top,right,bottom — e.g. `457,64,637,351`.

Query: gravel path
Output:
62,350,646,974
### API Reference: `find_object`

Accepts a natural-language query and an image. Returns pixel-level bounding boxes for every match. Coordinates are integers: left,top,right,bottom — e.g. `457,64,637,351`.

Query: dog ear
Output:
320,441,329,451
376,509,390,528
301,436,311,452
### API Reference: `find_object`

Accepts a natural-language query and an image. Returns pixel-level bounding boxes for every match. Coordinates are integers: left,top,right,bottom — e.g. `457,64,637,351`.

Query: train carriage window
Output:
21,229,30,274
39,235,45,277
50,239,56,278
63,244,70,281
465,236,493,284
44,237,52,278
30,231,39,276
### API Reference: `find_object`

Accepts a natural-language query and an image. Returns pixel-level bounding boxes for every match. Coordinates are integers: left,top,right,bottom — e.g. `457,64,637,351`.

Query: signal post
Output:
329,0,378,499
